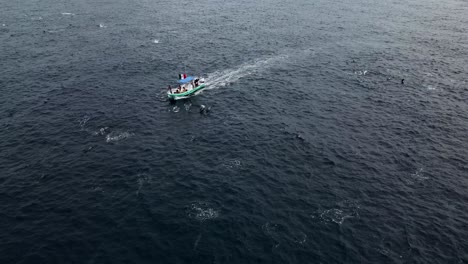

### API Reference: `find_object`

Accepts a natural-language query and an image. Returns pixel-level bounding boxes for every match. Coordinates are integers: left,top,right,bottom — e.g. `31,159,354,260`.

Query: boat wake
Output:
204,48,321,91
204,54,289,90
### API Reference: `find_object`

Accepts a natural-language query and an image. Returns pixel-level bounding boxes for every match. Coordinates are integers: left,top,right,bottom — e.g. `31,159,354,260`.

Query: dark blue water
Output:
1,0,468,263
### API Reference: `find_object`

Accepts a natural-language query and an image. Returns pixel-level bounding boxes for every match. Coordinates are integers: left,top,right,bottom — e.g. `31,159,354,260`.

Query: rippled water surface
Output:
1,0,468,263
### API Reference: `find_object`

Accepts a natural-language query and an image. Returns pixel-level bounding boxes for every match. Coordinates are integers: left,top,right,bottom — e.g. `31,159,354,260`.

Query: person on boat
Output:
175,88,180,93
168,85,172,94
194,79,199,87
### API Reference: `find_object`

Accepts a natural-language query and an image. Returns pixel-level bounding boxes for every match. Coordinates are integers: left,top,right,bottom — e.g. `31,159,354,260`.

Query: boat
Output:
167,74,206,100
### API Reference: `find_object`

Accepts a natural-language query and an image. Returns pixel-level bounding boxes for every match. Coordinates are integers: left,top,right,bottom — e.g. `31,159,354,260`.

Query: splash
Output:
401,167,429,185
312,200,360,225
93,127,109,136
354,70,368,76
187,202,219,221
319,209,353,225
61,12,75,16
105,131,133,143
221,159,241,169
78,115,90,131
152,39,159,44
411,167,429,181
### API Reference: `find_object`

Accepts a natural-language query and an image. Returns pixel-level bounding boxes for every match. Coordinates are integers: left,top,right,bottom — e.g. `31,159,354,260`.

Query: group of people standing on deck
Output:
167,78,200,94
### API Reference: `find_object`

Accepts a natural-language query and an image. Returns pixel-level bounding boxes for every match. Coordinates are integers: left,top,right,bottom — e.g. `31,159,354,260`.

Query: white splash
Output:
355,70,368,76
221,159,241,169
93,127,109,136
172,106,180,113
78,115,90,131
99,23,106,28
410,168,429,181
401,167,429,185
188,202,219,221
105,131,133,143
61,12,75,16
319,209,352,224
152,39,159,44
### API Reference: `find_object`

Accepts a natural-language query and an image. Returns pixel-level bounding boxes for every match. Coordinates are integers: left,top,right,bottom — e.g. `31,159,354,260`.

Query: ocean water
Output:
1,0,468,263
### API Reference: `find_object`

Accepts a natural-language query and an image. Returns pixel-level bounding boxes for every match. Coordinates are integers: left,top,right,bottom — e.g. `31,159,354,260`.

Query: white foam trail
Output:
204,54,289,90
204,48,322,91
61,12,75,16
